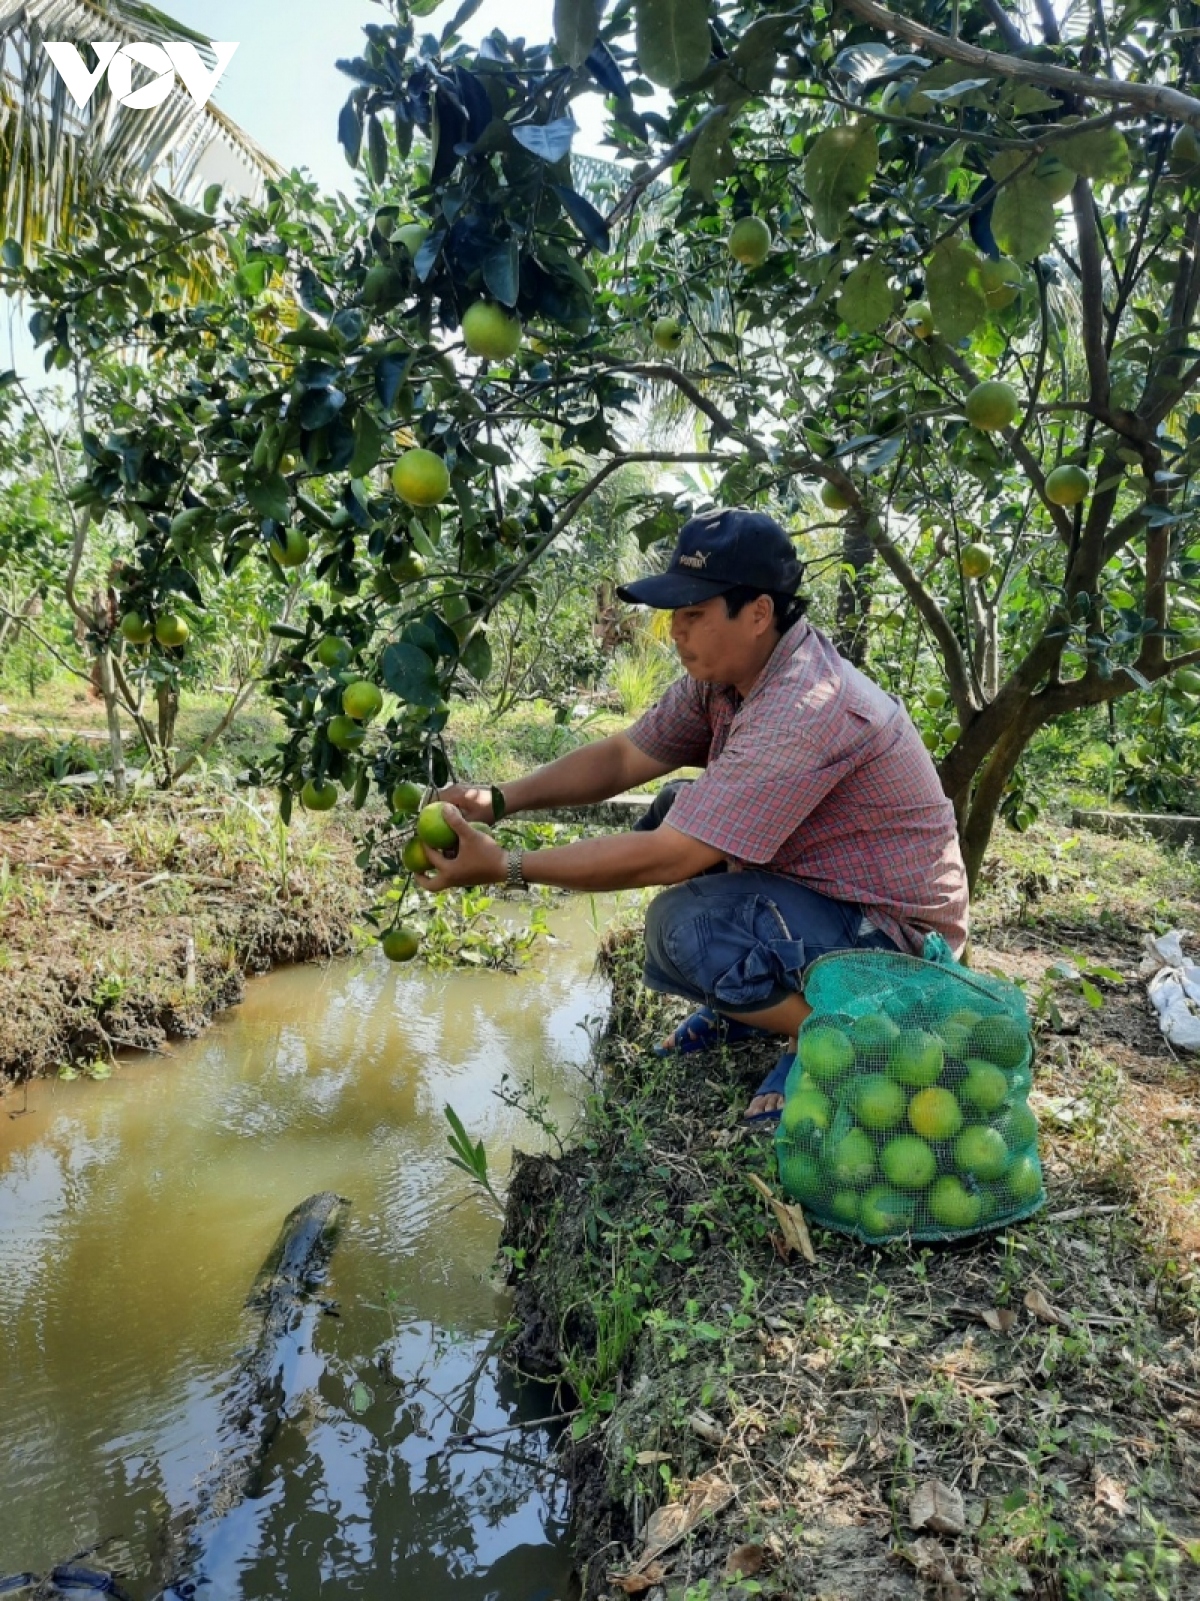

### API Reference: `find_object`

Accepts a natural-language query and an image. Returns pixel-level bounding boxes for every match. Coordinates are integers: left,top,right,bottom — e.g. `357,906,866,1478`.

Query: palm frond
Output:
0,0,281,255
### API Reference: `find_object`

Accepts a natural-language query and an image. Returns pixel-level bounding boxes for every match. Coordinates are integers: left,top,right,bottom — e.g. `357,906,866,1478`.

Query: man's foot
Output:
653,1005,774,1058
742,1051,795,1124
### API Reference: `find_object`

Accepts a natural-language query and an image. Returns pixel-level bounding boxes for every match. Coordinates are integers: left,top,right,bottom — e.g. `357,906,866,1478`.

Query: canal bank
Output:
499,929,1200,1601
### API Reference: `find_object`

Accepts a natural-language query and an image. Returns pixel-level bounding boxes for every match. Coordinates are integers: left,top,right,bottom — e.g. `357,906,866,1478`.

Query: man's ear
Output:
755,593,775,635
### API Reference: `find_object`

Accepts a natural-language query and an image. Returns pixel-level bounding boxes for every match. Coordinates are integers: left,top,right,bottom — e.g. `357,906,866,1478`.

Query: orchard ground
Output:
1,686,1199,1597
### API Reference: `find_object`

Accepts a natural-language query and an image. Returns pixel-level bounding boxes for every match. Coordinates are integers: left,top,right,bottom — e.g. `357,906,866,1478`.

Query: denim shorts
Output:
642,871,898,1014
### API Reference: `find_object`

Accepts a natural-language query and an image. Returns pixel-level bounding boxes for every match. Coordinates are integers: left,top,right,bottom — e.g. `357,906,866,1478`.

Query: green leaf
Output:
1057,125,1130,182
381,641,442,706
483,238,520,307
350,1381,371,1414
338,98,363,167
804,122,878,241
368,115,389,186
555,0,600,67
348,409,383,477
460,630,493,682
731,13,793,93
234,259,269,298
2,239,23,270
992,181,1057,261
688,112,736,198
279,328,343,353
838,256,894,333
925,238,986,343
635,0,711,88
246,473,290,523
491,785,507,823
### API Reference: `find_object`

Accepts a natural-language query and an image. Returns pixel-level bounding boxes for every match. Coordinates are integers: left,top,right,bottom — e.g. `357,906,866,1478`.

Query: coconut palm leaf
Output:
0,0,281,254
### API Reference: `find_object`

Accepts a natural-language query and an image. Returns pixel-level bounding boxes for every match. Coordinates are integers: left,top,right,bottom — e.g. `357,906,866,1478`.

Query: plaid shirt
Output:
627,620,969,956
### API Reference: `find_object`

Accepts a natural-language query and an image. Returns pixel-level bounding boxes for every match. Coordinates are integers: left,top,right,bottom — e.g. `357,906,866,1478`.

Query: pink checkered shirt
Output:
627,619,969,956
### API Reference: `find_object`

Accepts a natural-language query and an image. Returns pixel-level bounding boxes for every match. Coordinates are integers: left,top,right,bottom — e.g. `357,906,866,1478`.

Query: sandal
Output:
742,1051,796,1126
652,1005,774,1058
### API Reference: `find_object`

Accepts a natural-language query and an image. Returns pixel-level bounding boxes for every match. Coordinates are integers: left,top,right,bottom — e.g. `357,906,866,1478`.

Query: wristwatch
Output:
504,849,525,889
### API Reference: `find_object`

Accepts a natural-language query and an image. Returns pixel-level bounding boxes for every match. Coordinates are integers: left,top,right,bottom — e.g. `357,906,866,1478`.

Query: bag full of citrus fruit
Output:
775,936,1043,1242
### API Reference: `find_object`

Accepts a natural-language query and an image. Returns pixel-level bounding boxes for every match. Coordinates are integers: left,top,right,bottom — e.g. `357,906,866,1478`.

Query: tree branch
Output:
978,0,1028,53
1071,178,1111,414
838,0,1200,129
864,513,975,708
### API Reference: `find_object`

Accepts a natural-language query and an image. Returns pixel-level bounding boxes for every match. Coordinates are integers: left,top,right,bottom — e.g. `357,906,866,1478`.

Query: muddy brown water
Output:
0,898,616,1600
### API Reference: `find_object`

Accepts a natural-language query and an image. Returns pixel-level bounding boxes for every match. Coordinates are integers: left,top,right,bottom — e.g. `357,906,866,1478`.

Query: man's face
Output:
668,593,773,684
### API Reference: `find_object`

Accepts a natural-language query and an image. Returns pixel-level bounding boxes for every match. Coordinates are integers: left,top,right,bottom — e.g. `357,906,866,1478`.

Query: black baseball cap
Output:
617,508,803,609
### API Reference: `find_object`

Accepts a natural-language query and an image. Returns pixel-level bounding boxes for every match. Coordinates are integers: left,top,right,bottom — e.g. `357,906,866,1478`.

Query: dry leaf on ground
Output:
1025,1287,1070,1326
610,1561,666,1593
724,1544,765,1579
1094,1474,1130,1517
909,1478,966,1536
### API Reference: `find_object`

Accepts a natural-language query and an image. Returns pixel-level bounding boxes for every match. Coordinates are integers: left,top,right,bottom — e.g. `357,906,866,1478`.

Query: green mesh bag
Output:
775,935,1044,1242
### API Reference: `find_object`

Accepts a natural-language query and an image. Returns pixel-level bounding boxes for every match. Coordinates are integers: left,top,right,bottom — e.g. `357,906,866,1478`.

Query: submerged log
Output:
1,1192,348,1601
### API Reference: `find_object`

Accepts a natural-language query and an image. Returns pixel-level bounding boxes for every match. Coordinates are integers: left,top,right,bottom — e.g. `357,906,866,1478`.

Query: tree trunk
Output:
95,646,128,801
951,698,1050,891
835,512,875,665
155,679,179,784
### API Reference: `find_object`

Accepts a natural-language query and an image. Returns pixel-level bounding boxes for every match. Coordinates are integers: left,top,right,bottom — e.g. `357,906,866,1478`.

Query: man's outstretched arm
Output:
438,731,677,822
420,809,724,893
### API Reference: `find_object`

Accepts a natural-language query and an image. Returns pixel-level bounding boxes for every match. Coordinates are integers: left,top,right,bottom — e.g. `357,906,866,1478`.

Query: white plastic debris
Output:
1142,929,1200,1052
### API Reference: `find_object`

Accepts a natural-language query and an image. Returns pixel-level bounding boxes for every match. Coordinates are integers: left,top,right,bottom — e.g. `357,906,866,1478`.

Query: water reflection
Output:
0,897,609,1599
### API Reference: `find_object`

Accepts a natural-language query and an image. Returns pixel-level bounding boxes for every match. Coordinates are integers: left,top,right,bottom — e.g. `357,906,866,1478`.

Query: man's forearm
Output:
520,829,721,891
500,736,639,814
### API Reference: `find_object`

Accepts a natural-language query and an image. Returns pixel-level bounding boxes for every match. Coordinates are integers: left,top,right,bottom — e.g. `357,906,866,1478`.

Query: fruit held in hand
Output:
652,316,684,351
965,380,1018,431
392,449,450,507
462,302,523,361
120,613,153,645
155,613,189,648
402,836,431,874
390,780,423,816
301,778,338,812
728,216,772,266
1045,464,1090,506
381,926,421,962
416,801,458,851
342,680,383,721
960,542,993,580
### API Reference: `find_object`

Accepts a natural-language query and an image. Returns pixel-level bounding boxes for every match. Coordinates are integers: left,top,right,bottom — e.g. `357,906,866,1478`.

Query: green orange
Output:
798,1025,854,1082
880,1134,937,1190
825,1127,876,1188
119,612,153,644
381,926,421,962
1005,1153,1043,1203
907,1085,964,1141
316,635,352,670
779,1086,832,1138
390,780,423,816
853,1074,906,1131
849,1013,900,1058
953,1125,1011,1181
928,1175,983,1230
301,778,338,812
402,836,432,875
416,801,457,851
342,680,384,721
327,714,366,753
960,1059,1009,1113
968,1014,1028,1071
888,1029,945,1088
859,1184,914,1238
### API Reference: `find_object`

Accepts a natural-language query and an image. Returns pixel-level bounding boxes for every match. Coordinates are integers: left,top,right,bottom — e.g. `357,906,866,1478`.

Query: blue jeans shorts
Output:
636,782,897,1014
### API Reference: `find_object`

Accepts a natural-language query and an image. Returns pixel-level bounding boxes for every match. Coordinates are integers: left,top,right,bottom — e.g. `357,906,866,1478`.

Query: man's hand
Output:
418,804,507,891
436,782,497,824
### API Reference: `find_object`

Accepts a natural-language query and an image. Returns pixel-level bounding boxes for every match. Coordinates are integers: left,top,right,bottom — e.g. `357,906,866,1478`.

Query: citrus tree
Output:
46,0,1200,892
